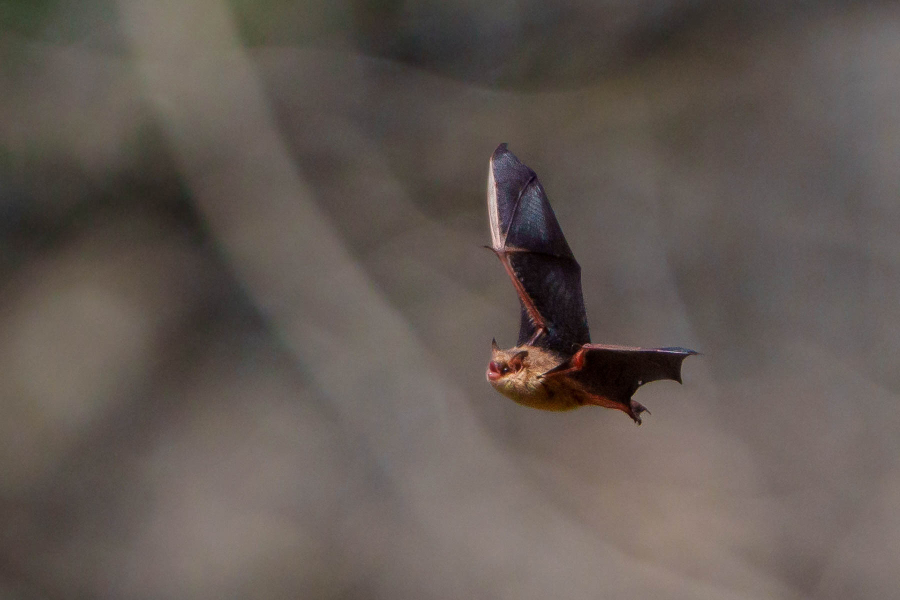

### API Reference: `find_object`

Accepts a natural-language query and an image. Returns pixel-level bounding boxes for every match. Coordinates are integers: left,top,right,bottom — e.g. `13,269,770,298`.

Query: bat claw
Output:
629,400,650,425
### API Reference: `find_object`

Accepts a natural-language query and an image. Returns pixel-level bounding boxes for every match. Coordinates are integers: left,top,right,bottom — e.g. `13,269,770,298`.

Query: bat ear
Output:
491,338,500,352
509,349,528,371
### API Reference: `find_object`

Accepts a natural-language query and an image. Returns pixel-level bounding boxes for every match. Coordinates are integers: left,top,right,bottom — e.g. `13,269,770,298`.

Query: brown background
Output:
2,1,899,598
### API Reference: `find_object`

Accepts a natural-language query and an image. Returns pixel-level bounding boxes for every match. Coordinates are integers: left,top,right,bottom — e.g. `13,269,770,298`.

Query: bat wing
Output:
544,344,697,423
488,144,590,355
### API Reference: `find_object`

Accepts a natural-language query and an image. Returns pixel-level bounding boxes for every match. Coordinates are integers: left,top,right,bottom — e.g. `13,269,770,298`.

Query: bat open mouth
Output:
487,361,502,382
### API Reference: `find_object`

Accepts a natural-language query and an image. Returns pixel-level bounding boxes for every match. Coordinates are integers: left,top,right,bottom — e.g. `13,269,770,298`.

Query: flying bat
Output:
485,143,696,423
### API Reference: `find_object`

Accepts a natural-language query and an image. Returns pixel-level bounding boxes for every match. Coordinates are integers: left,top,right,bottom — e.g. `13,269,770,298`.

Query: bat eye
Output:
500,365,510,374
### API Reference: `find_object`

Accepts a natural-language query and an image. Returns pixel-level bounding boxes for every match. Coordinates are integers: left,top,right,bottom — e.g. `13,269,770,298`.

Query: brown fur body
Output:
487,345,588,412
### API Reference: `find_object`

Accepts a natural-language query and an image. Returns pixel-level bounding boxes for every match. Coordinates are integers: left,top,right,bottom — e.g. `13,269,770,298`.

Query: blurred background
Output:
2,1,899,598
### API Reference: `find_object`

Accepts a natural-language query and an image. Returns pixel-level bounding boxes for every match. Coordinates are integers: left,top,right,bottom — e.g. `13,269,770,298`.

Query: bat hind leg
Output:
627,399,650,425
583,394,650,425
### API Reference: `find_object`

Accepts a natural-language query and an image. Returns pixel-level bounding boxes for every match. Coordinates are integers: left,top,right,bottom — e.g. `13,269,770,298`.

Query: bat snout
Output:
487,361,503,382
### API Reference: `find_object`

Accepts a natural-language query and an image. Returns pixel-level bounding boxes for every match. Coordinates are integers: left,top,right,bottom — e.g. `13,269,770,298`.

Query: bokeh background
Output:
2,1,899,598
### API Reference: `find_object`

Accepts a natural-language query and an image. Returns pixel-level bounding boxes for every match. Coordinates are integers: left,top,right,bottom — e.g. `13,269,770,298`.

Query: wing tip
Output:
490,143,517,170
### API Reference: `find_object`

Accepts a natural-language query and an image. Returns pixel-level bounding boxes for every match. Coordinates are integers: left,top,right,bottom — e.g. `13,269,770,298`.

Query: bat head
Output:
486,342,529,389
486,342,577,410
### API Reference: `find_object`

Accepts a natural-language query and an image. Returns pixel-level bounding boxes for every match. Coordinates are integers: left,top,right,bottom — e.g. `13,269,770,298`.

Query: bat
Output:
485,143,696,424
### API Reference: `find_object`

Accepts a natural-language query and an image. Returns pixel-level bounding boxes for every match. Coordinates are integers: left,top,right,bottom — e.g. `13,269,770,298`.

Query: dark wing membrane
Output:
489,144,590,354
567,344,697,400
489,144,574,258
503,251,589,354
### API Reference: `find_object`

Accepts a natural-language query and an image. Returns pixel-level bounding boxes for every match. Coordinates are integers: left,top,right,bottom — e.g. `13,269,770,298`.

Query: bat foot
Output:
628,400,650,425
583,393,651,424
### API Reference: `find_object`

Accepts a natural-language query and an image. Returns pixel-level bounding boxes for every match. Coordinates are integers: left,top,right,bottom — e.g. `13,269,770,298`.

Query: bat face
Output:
485,144,697,423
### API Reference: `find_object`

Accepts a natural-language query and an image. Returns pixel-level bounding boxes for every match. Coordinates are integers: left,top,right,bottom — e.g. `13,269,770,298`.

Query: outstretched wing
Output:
488,143,590,355
544,344,697,423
